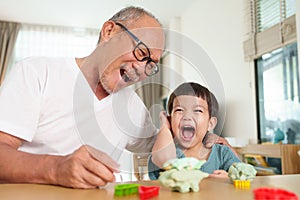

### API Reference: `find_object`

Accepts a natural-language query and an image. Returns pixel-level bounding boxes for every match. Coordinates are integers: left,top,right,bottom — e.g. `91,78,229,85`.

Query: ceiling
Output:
0,0,196,29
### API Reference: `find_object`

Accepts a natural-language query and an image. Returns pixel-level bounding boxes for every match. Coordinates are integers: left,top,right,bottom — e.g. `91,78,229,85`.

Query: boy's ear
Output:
100,21,117,42
208,116,218,132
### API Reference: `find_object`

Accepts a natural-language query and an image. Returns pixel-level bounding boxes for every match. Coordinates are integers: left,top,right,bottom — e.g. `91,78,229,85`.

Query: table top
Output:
0,174,299,200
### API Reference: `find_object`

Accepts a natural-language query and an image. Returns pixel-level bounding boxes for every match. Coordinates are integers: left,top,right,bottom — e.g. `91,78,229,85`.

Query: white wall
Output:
297,0,300,66
177,0,257,141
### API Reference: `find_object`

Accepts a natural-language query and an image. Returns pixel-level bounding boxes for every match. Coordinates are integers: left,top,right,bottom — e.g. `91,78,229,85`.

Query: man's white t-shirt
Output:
0,57,157,159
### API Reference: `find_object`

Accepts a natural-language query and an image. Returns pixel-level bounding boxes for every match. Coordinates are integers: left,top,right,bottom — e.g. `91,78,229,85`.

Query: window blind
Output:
243,0,297,61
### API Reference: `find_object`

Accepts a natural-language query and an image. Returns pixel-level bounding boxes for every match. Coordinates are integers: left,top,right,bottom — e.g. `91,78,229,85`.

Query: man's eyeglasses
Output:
115,22,159,76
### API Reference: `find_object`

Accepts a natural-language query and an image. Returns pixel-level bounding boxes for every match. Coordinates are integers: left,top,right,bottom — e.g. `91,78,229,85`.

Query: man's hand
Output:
203,133,230,148
54,145,120,189
203,133,238,156
0,131,120,189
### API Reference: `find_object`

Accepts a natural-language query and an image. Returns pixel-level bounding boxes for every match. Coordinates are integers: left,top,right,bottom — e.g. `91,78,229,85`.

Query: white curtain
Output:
8,23,99,73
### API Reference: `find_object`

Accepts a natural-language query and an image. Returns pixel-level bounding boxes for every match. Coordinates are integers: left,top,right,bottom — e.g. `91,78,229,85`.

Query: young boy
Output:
148,82,240,180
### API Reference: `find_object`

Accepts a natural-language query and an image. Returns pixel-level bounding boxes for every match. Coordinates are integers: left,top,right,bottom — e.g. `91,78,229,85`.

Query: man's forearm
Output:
0,143,59,185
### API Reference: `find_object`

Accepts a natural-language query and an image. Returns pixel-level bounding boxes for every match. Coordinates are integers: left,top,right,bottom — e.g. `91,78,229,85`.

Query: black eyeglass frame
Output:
115,22,159,76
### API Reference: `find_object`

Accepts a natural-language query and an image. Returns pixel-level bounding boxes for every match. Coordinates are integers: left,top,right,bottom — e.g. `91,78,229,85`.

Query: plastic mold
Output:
138,185,160,199
253,187,298,200
233,180,251,189
114,183,140,196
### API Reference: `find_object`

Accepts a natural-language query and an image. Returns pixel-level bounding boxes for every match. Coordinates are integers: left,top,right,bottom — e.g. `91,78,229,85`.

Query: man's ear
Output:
100,21,117,42
208,116,218,132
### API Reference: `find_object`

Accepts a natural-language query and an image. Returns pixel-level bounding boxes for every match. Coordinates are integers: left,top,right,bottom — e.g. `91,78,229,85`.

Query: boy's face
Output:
170,95,216,149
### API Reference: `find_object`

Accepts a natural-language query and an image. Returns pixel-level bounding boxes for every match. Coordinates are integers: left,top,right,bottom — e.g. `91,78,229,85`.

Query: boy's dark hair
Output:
167,82,219,118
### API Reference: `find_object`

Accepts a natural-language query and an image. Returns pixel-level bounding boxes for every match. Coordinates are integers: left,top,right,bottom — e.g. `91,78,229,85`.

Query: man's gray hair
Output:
97,6,161,44
109,6,159,25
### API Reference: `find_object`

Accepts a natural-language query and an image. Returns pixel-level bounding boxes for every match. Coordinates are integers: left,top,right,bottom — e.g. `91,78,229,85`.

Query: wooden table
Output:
0,175,299,200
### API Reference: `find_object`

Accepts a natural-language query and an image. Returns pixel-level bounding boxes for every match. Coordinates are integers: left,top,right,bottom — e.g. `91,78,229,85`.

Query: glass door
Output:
255,42,300,144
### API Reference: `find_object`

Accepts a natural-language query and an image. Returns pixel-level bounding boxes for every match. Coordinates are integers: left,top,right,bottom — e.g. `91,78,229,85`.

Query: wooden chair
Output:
235,144,300,174
132,153,150,181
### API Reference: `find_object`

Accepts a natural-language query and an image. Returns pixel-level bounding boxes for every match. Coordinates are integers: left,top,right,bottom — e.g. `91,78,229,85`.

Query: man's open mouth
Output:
180,126,195,141
120,68,139,83
120,68,131,82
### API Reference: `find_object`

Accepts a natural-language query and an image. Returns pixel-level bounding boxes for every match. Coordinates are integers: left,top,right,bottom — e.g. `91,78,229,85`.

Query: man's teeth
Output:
123,71,139,82
123,71,131,82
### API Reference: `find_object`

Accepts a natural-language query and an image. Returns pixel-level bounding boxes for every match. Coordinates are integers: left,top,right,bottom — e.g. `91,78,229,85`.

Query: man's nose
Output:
135,61,147,79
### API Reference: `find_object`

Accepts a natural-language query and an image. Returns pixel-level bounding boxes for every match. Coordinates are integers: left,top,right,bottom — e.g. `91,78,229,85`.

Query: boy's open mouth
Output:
180,126,195,141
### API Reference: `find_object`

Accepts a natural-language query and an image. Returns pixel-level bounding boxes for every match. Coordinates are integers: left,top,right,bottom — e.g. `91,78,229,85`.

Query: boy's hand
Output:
209,170,228,178
159,111,171,130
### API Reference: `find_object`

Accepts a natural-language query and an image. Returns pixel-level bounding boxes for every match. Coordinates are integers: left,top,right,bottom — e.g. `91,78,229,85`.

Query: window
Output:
8,23,99,74
244,0,299,144
256,43,300,144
